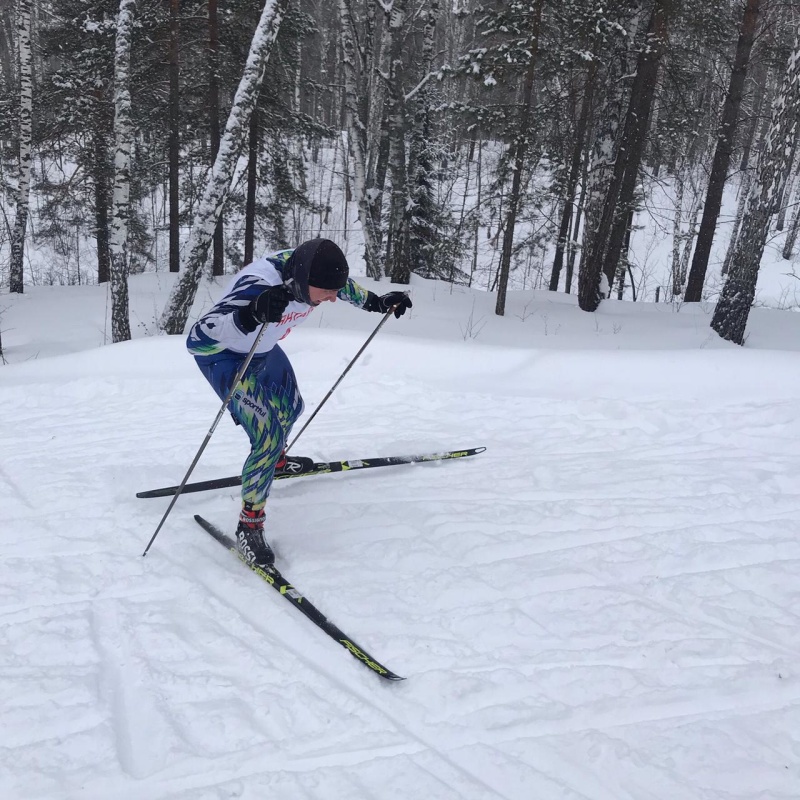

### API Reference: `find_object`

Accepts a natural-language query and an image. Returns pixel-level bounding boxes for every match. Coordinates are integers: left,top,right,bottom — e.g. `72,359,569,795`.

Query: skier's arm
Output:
188,274,277,356
338,278,412,318
337,278,372,308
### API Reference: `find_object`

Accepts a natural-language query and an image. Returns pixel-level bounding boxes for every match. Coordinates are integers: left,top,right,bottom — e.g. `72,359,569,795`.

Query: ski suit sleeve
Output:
187,273,274,357
337,278,374,309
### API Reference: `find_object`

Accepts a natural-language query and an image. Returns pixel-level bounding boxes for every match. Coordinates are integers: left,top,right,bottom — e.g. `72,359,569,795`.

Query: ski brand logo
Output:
236,393,267,418
237,531,258,565
340,639,389,675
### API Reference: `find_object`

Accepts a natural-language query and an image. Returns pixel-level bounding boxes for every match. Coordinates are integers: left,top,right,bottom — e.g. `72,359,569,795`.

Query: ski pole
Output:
142,322,270,557
286,304,397,451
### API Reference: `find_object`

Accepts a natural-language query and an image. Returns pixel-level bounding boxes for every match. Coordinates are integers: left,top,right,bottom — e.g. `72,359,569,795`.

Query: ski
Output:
137,446,486,499
194,514,404,682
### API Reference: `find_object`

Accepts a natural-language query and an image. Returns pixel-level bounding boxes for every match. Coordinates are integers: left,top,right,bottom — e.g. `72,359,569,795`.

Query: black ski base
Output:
137,447,486,499
194,515,404,682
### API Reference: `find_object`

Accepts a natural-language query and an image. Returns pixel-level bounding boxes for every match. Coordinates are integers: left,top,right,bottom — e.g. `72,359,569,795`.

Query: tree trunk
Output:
711,40,800,344
9,0,31,294
739,62,768,174
580,2,670,311
671,167,686,295
722,79,773,275
495,0,544,316
209,0,224,276
338,0,381,277
576,11,640,311
244,104,259,265
0,3,15,96
721,168,752,276
684,0,761,302
109,0,136,343
549,62,596,291
775,128,800,228
782,185,800,259
366,1,389,233
598,1,671,290
160,0,290,335
93,111,112,285
566,129,591,294
168,0,180,273
385,0,412,283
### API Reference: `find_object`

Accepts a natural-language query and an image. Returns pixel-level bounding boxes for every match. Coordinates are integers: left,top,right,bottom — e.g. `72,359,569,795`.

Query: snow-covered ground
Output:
1,275,799,799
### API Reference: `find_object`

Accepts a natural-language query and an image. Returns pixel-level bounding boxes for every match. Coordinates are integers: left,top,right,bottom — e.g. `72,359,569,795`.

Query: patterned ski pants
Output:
195,345,304,511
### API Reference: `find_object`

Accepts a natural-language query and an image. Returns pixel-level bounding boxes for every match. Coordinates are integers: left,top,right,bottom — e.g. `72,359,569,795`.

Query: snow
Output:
1,274,800,799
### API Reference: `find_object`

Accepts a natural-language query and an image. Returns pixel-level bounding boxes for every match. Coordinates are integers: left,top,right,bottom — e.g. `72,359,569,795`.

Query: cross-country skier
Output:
187,238,412,568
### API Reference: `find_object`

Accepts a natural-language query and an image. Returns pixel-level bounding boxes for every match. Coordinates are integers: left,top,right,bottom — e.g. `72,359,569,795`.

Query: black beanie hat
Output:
284,238,349,305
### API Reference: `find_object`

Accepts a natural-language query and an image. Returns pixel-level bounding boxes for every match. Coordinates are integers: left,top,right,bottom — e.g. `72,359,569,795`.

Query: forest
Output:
1,0,799,345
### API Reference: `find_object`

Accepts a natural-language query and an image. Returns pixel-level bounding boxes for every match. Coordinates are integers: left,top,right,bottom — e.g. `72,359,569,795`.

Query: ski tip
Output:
136,488,174,499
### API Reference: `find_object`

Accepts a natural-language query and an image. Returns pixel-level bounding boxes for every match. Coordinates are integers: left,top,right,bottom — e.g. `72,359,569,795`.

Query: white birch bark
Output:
678,182,704,292
782,178,800,258
160,0,289,335
777,161,799,231
9,0,32,294
671,168,685,295
109,0,136,343
338,0,381,277
366,0,389,203
721,169,751,275
711,37,800,344
385,0,412,282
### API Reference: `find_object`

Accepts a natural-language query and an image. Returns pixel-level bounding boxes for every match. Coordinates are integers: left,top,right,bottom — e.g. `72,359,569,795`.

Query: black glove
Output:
237,285,291,332
365,291,412,318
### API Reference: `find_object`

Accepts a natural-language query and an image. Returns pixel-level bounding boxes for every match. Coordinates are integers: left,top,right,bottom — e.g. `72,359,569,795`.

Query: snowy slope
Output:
1,276,799,800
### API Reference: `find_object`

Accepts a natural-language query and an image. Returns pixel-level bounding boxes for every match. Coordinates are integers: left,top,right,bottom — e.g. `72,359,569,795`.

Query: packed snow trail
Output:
1,281,799,799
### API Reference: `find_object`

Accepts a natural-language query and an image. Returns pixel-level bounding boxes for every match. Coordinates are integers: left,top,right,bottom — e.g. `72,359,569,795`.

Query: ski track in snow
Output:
1,326,800,800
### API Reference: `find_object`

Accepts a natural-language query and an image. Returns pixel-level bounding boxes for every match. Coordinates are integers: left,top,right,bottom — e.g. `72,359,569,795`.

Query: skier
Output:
187,238,412,568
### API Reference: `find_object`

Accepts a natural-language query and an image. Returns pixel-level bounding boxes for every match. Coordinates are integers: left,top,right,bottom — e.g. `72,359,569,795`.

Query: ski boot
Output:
235,504,274,568
275,451,315,476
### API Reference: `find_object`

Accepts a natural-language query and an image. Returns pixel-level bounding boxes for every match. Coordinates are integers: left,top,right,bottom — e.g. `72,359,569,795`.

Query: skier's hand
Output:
368,291,412,318
252,286,292,324
237,285,292,332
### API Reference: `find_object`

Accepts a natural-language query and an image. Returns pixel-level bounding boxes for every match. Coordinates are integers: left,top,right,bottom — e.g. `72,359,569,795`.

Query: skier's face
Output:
308,286,339,306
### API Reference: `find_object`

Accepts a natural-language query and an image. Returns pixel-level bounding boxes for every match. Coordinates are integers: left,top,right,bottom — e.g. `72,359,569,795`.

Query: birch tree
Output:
208,0,224,277
160,0,290,336
9,0,32,294
109,0,136,343
168,0,180,274
384,0,413,283
711,36,800,344
338,0,382,277
782,179,800,258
